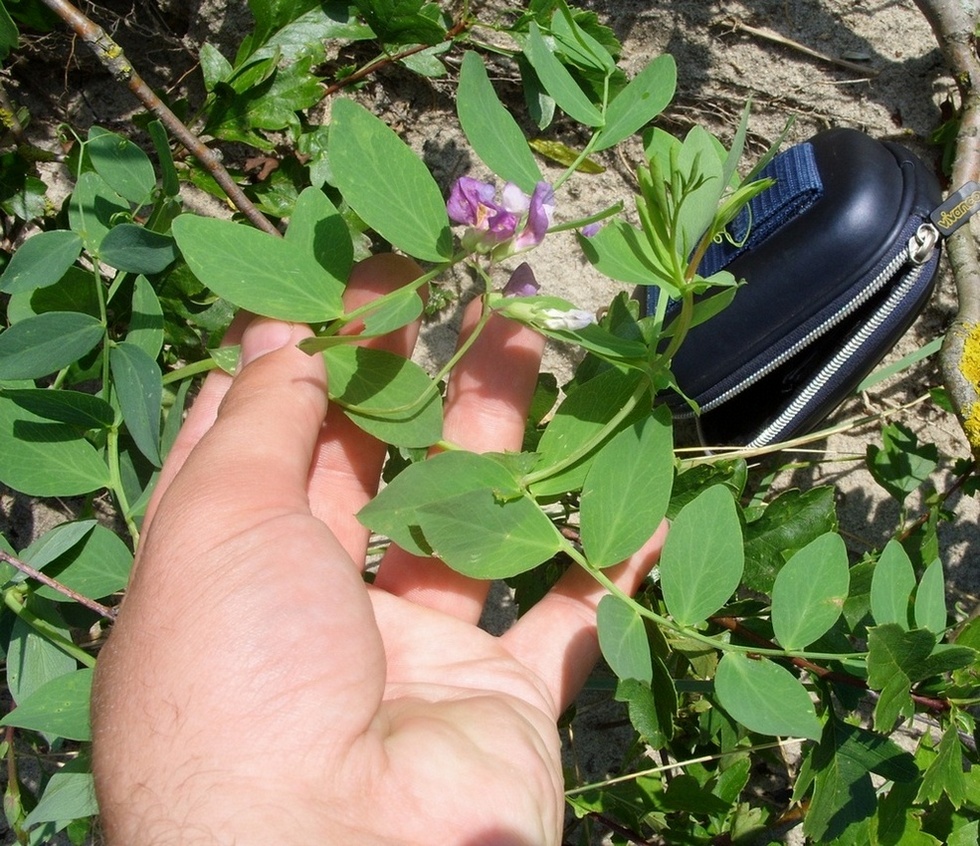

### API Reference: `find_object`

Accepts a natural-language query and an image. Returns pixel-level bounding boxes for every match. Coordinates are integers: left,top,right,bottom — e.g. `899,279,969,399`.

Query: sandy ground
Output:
0,1,977,843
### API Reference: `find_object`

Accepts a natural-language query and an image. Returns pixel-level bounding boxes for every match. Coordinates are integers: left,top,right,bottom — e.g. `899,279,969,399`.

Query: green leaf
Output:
871,539,916,629
253,5,373,63
6,266,100,324
0,311,104,380
284,186,354,282
34,523,132,602
913,558,947,635
614,676,674,749
660,484,743,627
171,215,345,322
68,170,129,254
714,653,822,740
581,407,673,567
324,345,442,448
771,532,849,650
99,224,178,274
742,486,838,593
329,98,452,262
353,0,446,45
246,0,323,48
0,0,18,63
127,275,165,359
597,595,652,682
867,423,938,504
399,43,448,77
5,618,77,706
359,450,522,556
524,22,604,127
577,219,676,291
87,127,156,203
530,367,650,498
866,624,935,731
457,51,541,193
0,667,93,741
594,55,676,151
21,519,97,568
0,389,114,430
23,758,97,828
110,342,163,466
418,488,561,578
676,126,725,255
0,395,111,496
0,230,83,294
915,723,966,808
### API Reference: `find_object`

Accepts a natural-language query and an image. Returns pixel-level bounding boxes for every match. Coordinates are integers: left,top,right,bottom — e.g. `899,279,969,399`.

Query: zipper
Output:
747,224,938,447
677,222,940,419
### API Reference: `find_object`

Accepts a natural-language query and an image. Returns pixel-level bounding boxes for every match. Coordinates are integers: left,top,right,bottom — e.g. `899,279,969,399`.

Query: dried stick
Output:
37,0,280,237
0,549,117,620
912,0,980,458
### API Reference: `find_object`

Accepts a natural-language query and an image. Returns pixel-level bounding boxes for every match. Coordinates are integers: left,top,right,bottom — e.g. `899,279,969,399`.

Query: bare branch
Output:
0,549,117,621
37,0,280,237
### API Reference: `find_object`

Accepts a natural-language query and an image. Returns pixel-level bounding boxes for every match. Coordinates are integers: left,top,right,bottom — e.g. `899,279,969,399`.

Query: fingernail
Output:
239,319,294,368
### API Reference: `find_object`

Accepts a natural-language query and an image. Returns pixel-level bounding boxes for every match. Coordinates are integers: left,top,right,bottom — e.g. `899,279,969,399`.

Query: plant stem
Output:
106,426,141,548
37,0,279,237
3,589,97,668
0,551,116,621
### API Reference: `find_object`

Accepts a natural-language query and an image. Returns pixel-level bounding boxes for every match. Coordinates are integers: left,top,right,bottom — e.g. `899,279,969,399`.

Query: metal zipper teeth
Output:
682,242,915,417
747,258,929,448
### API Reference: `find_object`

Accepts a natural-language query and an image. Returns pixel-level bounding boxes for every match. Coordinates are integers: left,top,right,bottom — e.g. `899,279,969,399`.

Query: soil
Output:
1,1,977,844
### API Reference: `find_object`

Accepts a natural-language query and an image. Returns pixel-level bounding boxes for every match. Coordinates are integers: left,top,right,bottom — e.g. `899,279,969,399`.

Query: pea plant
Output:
0,1,977,844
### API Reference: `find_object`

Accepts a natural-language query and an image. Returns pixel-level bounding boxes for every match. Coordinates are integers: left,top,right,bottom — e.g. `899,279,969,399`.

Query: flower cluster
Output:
447,177,556,256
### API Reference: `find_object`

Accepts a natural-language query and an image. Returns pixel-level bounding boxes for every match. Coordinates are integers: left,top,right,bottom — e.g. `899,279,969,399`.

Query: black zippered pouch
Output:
646,127,944,448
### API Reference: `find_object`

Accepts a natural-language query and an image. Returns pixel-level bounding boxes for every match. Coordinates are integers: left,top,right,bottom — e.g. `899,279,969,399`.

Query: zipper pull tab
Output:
909,222,940,266
929,181,980,237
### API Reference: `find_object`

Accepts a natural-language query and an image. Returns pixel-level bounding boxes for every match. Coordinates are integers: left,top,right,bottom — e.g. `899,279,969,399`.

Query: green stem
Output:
657,289,694,363
521,377,651,487
545,201,624,235
3,589,96,668
553,130,603,192
106,427,140,548
562,540,866,663
161,355,223,386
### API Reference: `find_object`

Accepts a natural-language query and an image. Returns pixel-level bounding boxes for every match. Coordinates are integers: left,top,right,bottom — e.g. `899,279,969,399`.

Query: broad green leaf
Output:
252,5,373,63
361,286,424,336
949,822,980,846
660,485,743,627
524,22,604,127
285,186,353,282
358,450,522,556
399,43,448,77
200,40,232,90
714,653,821,740
914,558,947,635
34,523,132,602
110,342,163,466
128,275,165,359
771,532,849,650
21,520,97,569
23,759,97,828
581,407,673,567
352,0,446,45
549,2,616,73
915,723,966,808
0,230,83,294
742,486,837,593
866,624,935,731
1,389,114,430
0,395,111,496
457,51,541,193
867,423,938,504
171,215,345,322
418,488,561,578
68,171,129,254
329,98,452,262
0,311,104,380
0,0,18,62
676,126,725,255
614,677,674,749
530,367,650,498
87,127,156,203
147,120,180,198
325,345,442,448
245,0,323,48
0,667,93,741
99,224,178,274
594,55,676,151
5,618,77,706
6,266,101,324
597,595,652,682
871,540,916,628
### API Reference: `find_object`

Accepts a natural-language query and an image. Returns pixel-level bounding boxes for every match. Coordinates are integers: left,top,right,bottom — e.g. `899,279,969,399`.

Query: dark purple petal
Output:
447,176,496,225
486,208,519,241
502,262,540,297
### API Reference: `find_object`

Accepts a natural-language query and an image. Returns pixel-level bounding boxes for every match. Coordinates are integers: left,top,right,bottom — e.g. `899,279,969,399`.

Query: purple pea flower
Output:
513,182,556,251
446,177,555,255
580,222,601,238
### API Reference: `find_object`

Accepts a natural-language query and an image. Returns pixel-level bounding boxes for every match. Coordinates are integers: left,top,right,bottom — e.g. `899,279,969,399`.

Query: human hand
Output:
91,254,667,845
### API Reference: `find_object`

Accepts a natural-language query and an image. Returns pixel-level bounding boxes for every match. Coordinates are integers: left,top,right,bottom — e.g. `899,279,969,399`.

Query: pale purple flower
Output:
539,307,596,331
502,262,540,297
580,222,601,238
447,177,555,255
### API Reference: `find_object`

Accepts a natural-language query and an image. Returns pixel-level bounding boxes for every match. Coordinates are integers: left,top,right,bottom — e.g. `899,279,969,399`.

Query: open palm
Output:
92,255,665,845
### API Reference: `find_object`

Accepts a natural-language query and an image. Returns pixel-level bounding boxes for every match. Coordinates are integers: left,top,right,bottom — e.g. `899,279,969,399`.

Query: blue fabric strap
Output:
698,141,824,277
